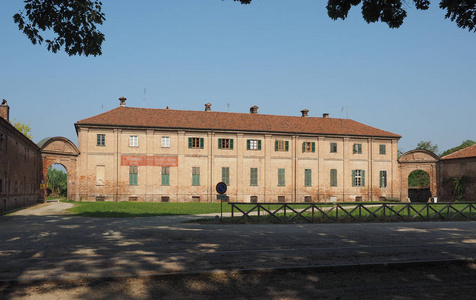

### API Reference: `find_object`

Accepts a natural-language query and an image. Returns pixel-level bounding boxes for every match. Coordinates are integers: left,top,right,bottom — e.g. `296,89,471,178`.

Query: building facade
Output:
72,98,402,203
438,144,476,202
0,100,42,213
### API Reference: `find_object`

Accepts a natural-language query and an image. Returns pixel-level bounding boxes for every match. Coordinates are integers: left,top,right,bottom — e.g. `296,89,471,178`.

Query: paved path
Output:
0,202,475,282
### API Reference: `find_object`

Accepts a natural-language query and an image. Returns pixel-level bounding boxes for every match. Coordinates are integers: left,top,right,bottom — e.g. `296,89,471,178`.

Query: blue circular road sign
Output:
216,182,227,194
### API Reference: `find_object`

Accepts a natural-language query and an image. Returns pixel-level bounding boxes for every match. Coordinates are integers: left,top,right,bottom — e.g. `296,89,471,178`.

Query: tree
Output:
440,140,475,157
11,118,33,139
13,0,105,56
47,168,67,197
408,170,430,187
416,140,438,154
236,0,476,32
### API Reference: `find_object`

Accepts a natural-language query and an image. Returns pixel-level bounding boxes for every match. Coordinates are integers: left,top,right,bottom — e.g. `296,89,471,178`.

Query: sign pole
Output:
215,182,228,222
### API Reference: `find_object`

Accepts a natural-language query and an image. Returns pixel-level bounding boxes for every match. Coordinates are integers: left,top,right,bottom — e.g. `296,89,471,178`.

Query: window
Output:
247,139,261,150
0,179,2,194
0,134,3,152
97,134,105,146
278,168,285,186
275,140,289,152
188,137,204,149
380,170,387,188
218,138,234,150
96,165,105,185
304,169,312,187
352,170,365,187
302,142,316,153
129,166,138,185
161,136,170,148
250,168,258,186
330,169,337,187
162,166,170,186
353,143,362,154
330,142,337,153
379,144,386,155
222,167,230,185
192,167,200,186
129,135,138,147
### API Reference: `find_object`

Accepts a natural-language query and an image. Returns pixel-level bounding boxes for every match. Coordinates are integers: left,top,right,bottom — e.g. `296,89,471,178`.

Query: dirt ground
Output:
1,262,475,299
1,202,475,299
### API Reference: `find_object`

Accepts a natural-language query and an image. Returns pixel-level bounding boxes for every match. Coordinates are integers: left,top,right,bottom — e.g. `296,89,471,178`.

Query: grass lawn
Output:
65,201,235,217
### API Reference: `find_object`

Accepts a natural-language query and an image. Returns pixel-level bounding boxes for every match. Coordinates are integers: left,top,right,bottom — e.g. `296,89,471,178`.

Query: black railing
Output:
228,202,476,223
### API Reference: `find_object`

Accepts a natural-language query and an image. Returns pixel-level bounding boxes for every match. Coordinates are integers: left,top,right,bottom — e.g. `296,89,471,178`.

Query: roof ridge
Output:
440,143,476,160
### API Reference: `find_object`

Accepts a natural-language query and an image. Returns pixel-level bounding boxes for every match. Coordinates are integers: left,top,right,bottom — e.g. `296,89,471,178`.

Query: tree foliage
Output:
235,0,476,32
416,140,438,154
408,170,430,187
440,140,475,157
11,118,33,139
13,0,105,56
47,167,67,196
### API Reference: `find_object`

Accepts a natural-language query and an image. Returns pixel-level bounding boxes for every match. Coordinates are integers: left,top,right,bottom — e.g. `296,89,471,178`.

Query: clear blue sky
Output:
1,0,474,154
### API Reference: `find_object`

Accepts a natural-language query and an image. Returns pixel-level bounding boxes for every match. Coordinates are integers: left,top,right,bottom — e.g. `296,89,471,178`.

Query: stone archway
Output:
398,150,438,202
38,137,79,202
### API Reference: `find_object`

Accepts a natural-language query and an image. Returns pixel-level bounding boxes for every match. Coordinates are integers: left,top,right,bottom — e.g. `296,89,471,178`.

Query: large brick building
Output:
0,100,42,213
72,98,402,203
438,144,476,201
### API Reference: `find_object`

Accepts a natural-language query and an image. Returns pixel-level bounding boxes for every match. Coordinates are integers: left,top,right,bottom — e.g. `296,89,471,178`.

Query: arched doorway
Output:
38,137,79,202
46,163,68,201
407,169,431,202
399,150,438,202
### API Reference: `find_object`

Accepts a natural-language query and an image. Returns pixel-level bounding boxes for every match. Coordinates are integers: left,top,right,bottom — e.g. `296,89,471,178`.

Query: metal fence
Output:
228,202,476,223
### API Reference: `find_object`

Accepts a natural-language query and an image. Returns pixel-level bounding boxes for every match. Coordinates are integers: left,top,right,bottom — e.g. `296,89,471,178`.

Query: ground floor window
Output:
278,168,285,186
352,170,365,187
380,170,387,188
192,167,200,186
129,166,138,185
162,166,170,186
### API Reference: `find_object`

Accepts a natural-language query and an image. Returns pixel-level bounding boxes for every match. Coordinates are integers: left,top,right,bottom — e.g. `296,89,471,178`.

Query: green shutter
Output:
305,169,311,186
352,170,356,187
362,170,365,186
312,142,315,152
188,137,192,148
230,139,234,150
247,140,250,150
302,142,306,153
218,138,222,149
285,141,289,151
258,140,261,150
200,138,204,149
275,140,278,151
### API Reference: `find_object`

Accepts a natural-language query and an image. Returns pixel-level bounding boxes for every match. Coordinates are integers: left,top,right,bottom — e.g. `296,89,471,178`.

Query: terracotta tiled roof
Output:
75,107,401,138
440,144,476,160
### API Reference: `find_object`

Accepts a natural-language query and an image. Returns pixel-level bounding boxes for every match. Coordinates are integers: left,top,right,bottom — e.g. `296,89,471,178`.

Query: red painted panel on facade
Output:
121,156,178,167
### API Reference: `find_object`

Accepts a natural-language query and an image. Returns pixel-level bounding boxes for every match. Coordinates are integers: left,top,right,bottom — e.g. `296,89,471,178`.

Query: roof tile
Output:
75,107,401,138
440,144,476,160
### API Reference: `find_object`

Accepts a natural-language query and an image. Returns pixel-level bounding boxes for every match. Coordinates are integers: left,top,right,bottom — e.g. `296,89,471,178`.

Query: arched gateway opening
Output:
399,150,438,202
38,137,79,202
46,163,68,201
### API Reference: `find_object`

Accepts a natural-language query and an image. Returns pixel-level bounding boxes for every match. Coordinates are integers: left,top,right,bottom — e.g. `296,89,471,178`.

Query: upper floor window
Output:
330,142,337,153
247,139,261,150
352,170,365,187
218,138,234,150
188,137,204,149
161,136,170,148
0,133,4,152
97,134,105,146
302,142,315,153
353,143,362,154
275,140,289,152
379,144,386,155
129,135,138,147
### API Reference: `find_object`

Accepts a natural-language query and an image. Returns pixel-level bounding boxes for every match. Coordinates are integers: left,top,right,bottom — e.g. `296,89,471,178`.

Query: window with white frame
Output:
129,135,138,147
161,136,170,148
380,170,387,188
353,143,362,154
352,170,365,187
97,134,105,146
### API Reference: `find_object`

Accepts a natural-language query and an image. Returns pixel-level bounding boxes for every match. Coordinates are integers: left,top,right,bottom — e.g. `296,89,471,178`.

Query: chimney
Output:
301,109,309,117
119,96,127,107
323,113,329,118
0,99,9,121
250,105,259,114
204,103,212,112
